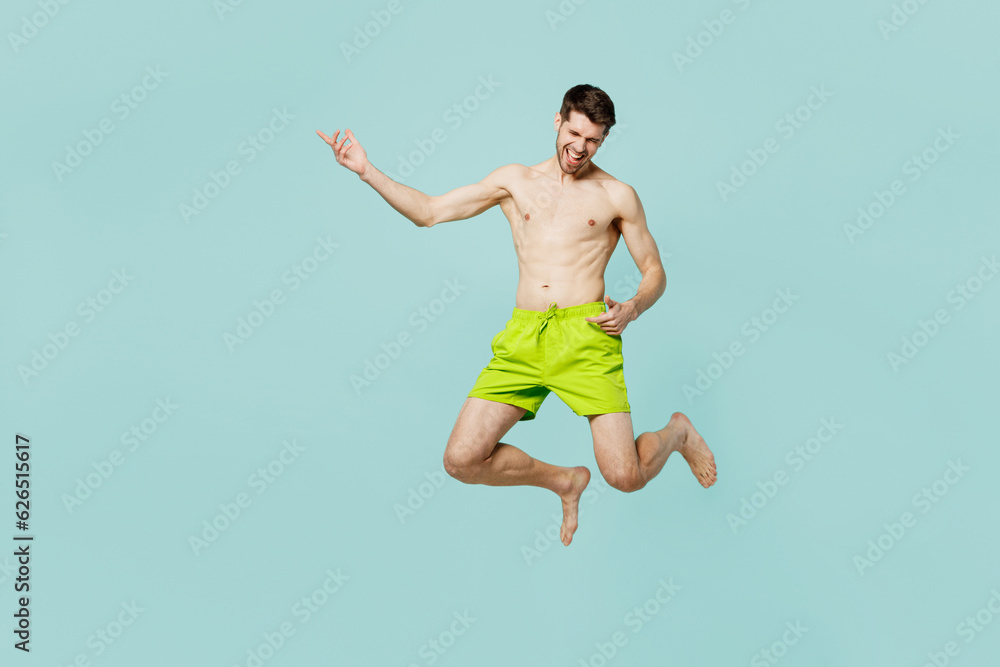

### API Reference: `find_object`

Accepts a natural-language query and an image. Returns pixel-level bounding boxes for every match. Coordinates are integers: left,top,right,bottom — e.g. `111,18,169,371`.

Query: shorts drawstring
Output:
537,301,559,343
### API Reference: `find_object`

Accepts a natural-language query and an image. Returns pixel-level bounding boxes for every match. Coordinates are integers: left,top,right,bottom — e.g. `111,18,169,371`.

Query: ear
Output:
554,112,562,132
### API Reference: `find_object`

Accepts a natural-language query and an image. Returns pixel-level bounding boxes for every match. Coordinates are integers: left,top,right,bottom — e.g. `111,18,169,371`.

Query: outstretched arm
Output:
316,128,509,227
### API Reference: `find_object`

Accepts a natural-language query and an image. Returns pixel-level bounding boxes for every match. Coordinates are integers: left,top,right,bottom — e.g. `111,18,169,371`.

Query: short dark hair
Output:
559,84,616,136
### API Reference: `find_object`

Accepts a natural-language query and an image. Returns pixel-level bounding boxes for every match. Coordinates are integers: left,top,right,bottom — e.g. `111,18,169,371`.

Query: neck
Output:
549,155,592,184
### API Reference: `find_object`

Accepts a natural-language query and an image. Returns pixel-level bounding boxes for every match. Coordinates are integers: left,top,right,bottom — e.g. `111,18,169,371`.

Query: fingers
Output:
601,316,624,335
338,129,358,156
589,313,624,332
588,316,623,335
589,303,629,334
341,130,359,159
316,129,342,148
317,130,340,149
336,134,354,162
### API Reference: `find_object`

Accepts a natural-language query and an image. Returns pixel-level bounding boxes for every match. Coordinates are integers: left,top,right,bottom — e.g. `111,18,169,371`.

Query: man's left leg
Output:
588,411,717,492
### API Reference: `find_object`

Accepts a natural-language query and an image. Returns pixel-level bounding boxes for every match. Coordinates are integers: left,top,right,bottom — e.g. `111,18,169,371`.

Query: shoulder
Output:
486,163,532,180
593,169,640,213
587,164,632,194
480,163,532,188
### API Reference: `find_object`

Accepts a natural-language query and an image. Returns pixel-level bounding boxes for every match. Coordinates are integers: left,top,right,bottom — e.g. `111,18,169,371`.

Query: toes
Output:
696,466,718,488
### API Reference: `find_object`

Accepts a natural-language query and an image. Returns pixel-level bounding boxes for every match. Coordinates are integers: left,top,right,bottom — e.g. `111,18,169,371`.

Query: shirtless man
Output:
317,84,716,546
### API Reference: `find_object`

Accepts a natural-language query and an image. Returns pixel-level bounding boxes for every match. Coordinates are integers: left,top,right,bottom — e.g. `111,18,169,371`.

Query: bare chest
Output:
502,178,620,239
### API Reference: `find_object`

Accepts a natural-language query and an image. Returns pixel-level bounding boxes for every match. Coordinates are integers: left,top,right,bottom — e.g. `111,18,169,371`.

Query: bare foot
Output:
669,412,717,488
557,466,591,546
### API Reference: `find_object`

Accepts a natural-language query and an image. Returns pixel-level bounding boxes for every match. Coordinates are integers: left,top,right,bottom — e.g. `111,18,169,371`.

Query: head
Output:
554,84,616,174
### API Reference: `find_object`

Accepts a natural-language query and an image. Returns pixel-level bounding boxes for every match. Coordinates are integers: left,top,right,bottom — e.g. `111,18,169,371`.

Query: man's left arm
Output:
587,184,665,335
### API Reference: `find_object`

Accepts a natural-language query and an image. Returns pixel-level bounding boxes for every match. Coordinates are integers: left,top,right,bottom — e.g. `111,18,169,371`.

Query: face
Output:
554,110,606,174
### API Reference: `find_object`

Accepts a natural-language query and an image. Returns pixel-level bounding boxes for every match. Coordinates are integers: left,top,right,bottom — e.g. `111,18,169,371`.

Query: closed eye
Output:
569,131,599,143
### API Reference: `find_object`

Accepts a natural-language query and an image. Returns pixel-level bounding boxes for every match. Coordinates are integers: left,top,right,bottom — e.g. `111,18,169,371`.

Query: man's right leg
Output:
443,396,591,545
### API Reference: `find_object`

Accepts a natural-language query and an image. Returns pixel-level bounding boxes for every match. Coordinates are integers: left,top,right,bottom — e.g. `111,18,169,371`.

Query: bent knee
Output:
443,446,484,482
604,468,646,493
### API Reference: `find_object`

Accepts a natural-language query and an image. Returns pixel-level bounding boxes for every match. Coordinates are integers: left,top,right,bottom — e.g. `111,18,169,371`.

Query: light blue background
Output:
2,0,998,665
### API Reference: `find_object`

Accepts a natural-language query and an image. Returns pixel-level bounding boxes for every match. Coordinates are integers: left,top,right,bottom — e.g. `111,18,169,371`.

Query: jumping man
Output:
317,84,717,545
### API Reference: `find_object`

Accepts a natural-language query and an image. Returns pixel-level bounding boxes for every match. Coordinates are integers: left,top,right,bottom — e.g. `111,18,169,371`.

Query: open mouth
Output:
565,147,585,166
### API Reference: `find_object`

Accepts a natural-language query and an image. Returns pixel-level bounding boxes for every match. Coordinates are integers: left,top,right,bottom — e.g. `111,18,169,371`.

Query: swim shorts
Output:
467,301,631,421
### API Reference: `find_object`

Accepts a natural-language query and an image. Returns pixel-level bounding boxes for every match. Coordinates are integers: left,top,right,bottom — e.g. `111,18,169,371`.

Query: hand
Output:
585,295,637,336
316,128,369,177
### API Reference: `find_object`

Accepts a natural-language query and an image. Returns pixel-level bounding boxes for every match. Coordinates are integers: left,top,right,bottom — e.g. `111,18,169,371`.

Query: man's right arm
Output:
360,162,510,228
317,128,510,228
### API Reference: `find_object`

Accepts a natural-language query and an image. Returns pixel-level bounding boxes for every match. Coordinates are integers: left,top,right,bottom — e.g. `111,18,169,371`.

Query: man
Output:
317,84,717,546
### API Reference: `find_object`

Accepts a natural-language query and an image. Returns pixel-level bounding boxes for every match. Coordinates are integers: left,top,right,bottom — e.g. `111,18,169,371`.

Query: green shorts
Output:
467,301,631,421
